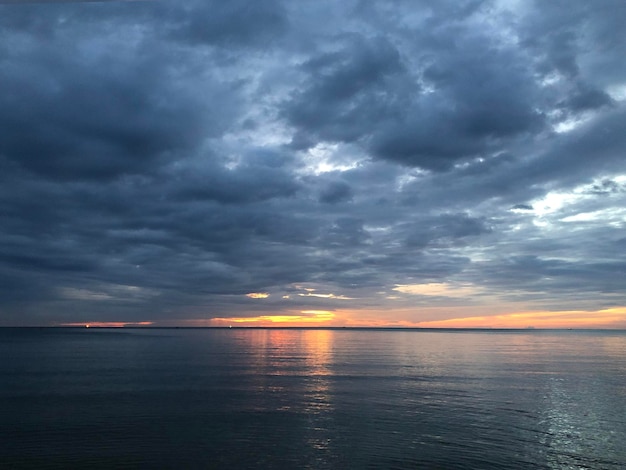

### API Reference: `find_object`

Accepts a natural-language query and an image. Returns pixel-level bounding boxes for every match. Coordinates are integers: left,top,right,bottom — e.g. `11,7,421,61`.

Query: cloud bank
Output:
1,0,625,326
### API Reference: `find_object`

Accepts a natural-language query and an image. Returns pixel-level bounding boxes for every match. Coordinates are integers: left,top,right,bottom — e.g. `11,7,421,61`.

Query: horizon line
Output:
2,325,625,332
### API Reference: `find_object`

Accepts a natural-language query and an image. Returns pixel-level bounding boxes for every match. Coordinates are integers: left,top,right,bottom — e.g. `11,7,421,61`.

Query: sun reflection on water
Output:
232,329,337,459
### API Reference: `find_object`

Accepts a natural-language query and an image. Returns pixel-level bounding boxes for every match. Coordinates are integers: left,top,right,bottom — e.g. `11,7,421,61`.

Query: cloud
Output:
284,35,409,148
319,181,353,204
168,0,287,48
298,292,355,300
0,0,625,326
393,283,482,298
246,292,270,299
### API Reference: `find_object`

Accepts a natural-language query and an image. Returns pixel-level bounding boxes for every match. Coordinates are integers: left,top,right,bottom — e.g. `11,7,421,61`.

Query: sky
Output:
1,0,626,328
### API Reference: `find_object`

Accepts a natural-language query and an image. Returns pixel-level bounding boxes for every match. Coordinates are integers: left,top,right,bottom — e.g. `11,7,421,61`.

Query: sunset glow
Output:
415,308,626,329
3,2,626,468
60,322,154,328
179,306,626,329
211,311,335,327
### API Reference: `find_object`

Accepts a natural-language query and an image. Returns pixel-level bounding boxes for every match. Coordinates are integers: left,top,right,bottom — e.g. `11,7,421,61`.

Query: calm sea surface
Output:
1,328,625,469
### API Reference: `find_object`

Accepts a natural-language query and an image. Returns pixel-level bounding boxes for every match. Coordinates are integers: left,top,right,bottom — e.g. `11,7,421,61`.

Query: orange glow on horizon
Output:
71,306,626,329
415,307,626,329
202,306,626,329
60,321,154,328
211,310,335,326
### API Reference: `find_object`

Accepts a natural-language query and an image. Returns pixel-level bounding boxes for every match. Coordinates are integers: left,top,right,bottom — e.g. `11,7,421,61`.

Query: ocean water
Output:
1,328,625,469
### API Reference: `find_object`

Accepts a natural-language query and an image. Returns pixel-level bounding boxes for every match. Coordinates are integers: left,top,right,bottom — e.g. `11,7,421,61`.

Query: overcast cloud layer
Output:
1,0,626,326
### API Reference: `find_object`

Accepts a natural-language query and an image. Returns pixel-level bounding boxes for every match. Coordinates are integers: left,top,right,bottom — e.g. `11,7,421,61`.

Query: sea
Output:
1,327,625,469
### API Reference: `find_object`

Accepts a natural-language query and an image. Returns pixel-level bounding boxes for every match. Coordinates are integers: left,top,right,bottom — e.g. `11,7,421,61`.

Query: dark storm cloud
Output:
0,1,144,3
0,7,230,181
561,83,613,113
370,37,543,169
319,181,353,205
168,0,287,48
1,0,625,325
167,158,300,204
283,4,544,171
403,213,492,249
284,35,408,148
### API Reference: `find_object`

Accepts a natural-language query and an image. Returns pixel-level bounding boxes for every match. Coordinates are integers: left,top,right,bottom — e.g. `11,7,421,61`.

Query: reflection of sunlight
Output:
231,328,336,457
301,330,335,453
304,329,334,377
537,373,619,469
540,377,583,467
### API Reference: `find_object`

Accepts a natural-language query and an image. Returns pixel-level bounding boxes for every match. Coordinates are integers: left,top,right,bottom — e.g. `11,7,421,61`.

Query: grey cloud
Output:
404,213,492,249
561,83,614,112
317,217,370,248
585,179,626,195
285,35,409,148
0,29,224,181
319,181,353,204
168,0,287,48
370,34,544,169
0,1,149,3
284,12,545,171
1,0,626,324
477,255,626,300
168,163,300,205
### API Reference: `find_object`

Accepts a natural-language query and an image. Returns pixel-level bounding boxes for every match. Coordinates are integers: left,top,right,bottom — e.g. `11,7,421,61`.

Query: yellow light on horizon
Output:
212,310,335,326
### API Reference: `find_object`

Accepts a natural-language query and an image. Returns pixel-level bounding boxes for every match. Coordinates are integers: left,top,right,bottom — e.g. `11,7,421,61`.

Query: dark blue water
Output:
1,328,625,469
